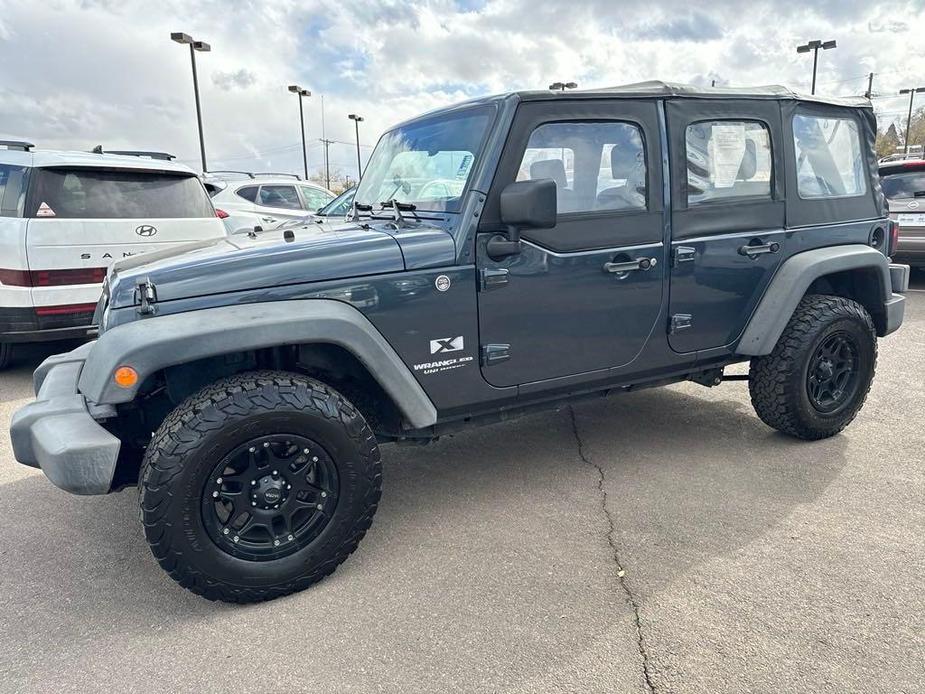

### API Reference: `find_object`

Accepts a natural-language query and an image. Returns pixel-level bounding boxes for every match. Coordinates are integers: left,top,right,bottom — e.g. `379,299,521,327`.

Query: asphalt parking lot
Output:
1,278,923,694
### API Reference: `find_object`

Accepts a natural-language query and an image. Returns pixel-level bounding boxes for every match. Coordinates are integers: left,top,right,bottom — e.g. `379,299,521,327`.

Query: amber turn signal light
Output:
113,366,139,388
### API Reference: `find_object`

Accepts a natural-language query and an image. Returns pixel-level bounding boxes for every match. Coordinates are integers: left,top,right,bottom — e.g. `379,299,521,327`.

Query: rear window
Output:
236,185,259,202
27,168,214,219
258,185,301,209
880,170,925,199
686,120,772,205
0,164,29,217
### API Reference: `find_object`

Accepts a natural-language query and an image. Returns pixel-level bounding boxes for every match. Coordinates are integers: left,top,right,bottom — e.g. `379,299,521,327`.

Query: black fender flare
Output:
736,245,895,356
78,300,438,429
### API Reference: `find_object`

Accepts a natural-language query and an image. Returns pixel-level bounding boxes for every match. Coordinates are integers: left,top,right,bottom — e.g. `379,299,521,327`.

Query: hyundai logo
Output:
907,201,920,210
135,224,158,237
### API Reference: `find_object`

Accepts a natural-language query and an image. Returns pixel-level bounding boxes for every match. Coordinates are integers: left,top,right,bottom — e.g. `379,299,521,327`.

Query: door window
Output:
27,168,214,218
516,121,646,214
793,114,866,198
685,121,772,204
257,185,302,209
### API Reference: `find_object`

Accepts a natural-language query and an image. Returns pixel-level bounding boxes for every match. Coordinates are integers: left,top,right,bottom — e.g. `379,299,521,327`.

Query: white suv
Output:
204,172,335,232
0,141,226,369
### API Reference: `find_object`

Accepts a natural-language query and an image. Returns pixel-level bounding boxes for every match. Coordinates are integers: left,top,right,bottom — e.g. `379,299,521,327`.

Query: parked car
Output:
11,82,908,602
204,171,335,233
0,142,226,369
879,158,925,267
273,188,357,234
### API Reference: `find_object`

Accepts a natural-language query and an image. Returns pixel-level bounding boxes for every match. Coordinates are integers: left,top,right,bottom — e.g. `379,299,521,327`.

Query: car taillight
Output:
0,269,31,286
34,303,98,316
888,219,900,257
215,208,229,219
0,267,107,287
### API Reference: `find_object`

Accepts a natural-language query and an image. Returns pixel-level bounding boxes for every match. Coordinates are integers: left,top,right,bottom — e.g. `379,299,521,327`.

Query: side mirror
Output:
489,179,558,260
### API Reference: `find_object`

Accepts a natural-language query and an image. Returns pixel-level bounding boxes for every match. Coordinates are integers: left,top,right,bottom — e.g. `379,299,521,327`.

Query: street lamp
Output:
900,87,925,156
796,39,836,95
549,81,578,92
170,32,211,172
288,85,311,179
348,114,364,180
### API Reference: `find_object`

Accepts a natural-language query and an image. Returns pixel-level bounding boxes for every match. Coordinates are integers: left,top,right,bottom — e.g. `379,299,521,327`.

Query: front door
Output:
476,100,665,388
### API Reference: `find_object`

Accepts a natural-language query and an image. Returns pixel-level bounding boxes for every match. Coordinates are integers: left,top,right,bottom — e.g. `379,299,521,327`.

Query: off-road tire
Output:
139,370,381,603
749,294,877,440
0,343,11,370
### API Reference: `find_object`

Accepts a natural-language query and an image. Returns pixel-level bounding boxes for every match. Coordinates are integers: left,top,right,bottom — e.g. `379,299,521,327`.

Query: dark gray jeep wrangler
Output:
11,82,909,602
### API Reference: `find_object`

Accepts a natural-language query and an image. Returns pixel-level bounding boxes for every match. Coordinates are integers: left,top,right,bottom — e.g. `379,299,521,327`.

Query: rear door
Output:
665,100,786,353
476,99,665,388
24,166,222,308
254,184,305,225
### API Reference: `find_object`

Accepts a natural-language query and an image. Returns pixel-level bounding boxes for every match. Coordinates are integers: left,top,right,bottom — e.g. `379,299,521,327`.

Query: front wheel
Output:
139,371,381,602
749,295,877,440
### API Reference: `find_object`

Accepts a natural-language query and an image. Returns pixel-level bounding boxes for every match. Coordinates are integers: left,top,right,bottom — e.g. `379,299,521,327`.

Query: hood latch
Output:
135,278,158,315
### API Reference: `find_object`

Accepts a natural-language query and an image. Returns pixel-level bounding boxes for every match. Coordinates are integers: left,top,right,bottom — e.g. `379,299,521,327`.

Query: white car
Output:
0,141,226,369
203,172,335,233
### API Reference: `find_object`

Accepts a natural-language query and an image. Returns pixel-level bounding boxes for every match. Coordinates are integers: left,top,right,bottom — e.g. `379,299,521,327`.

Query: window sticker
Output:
710,124,746,189
36,202,56,217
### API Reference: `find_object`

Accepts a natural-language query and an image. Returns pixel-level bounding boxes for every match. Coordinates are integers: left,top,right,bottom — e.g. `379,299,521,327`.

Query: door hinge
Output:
481,343,511,365
670,314,692,333
479,267,510,291
135,279,158,315
674,246,696,265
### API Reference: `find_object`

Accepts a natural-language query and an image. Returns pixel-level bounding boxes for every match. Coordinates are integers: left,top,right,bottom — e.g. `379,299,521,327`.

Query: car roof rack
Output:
205,170,303,181
0,140,35,152
90,145,176,160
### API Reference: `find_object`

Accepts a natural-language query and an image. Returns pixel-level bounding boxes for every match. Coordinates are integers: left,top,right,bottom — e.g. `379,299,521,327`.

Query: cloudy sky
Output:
1,0,923,181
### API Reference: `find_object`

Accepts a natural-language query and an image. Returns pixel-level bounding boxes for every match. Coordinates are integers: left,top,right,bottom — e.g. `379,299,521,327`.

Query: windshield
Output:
354,105,492,213
881,170,925,199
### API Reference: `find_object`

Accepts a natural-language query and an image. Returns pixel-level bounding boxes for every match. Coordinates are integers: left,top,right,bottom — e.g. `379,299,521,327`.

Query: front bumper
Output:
10,344,121,495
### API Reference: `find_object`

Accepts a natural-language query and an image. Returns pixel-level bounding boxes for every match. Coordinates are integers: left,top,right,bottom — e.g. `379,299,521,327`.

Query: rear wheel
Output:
0,343,11,370
139,371,381,602
749,295,877,440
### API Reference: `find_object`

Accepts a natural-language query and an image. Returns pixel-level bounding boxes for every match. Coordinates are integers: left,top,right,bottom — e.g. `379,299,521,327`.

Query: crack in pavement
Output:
568,405,657,694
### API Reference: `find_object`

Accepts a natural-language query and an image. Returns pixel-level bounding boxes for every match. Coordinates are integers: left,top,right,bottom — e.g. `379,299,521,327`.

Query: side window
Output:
0,164,29,217
258,185,301,209
686,121,772,205
236,185,259,203
300,186,333,210
793,114,866,199
516,121,646,214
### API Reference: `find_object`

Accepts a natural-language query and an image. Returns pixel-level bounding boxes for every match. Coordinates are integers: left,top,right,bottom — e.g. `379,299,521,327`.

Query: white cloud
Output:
0,0,923,180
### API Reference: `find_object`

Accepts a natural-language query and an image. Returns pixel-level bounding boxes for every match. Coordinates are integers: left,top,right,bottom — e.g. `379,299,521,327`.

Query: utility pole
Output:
864,72,874,100
318,138,333,190
320,95,329,189
900,86,925,155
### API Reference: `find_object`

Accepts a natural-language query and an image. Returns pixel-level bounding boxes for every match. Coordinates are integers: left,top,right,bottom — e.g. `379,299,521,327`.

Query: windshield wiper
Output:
378,199,418,226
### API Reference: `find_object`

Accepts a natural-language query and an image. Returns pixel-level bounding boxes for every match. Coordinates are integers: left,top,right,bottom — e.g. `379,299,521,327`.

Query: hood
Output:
107,220,456,309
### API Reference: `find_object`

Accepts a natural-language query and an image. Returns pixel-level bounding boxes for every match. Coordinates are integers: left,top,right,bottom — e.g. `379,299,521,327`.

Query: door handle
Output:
603,257,657,273
261,216,278,223
738,241,780,257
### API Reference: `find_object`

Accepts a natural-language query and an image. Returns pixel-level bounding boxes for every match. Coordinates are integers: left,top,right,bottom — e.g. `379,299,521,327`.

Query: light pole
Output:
170,32,211,172
288,85,311,179
900,87,925,156
348,114,364,180
796,39,836,95
549,81,577,92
